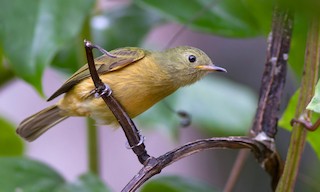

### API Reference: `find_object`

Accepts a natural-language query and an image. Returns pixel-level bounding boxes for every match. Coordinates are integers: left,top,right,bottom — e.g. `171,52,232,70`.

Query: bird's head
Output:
158,46,226,87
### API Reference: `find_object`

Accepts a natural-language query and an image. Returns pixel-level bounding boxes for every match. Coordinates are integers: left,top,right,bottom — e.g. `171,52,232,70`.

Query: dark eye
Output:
188,55,196,63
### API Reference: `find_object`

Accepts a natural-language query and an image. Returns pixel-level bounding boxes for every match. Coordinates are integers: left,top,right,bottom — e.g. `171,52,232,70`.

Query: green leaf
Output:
136,0,273,37
92,3,163,50
141,175,218,192
0,157,65,192
0,0,94,94
138,77,257,137
279,90,320,159
307,80,320,113
55,172,112,192
0,117,24,156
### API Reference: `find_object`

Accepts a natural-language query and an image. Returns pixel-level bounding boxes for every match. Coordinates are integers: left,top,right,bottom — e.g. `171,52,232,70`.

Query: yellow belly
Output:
57,57,177,125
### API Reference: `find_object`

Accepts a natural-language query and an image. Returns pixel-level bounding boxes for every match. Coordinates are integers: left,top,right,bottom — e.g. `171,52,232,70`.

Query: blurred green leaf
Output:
55,172,112,192
52,3,161,77
141,175,218,192
288,14,308,79
92,3,163,50
136,0,273,37
0,157,111,192
279,90,320,159
0,0,94,94
137,99,180,139
0,117,24,156
278,90,298,131
138,77,257,137
0,157,65,192
174,76,257,135
52,40,85,75
278,0,320,16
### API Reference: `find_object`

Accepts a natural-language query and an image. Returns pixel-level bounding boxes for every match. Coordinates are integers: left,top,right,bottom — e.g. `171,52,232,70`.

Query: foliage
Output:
141,175,218,192
0,157,111,192
0,117,24,156
279,90,320,160
0,0,319,191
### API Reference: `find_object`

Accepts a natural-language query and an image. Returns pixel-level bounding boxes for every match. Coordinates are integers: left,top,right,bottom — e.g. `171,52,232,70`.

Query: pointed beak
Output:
195,64,227,72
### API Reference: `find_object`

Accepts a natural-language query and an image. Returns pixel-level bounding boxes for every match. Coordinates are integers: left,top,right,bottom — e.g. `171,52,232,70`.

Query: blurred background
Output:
0,0,320,191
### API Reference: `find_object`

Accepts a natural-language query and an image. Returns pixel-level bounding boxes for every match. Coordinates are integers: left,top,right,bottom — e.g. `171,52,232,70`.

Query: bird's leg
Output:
126,130,145,149
290,113,320,131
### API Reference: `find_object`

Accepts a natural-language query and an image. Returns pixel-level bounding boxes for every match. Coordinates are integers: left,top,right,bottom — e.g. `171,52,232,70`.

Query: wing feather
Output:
47,47,145,101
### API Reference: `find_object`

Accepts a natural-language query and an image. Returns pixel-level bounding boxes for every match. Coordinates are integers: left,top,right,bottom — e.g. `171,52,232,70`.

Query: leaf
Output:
0,157,65,192
0,0,94,94
55,172,112,192
136,0,273,37
137,77,257,137
175,76,257,135
307,79,320,113
92,3,163,50
287,14,308,79
136,98,180,139
279,90,320,159
51,39,85,75
52,3,161,77
141,175,218,192
0,117,24,156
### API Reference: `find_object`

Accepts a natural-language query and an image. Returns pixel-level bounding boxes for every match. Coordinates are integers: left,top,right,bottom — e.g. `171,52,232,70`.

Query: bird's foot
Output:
94,83,113,98
125,130,145,149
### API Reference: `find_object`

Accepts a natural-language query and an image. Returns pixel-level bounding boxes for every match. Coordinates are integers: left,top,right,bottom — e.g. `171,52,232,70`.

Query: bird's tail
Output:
16,105,68,142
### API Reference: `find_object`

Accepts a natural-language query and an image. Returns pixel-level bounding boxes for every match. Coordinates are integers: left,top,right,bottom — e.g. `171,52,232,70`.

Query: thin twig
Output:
84,40,150,164
223,150,249,192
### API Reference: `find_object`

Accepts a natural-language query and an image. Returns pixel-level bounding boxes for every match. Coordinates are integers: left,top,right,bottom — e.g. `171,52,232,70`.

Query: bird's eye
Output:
188,55,196,63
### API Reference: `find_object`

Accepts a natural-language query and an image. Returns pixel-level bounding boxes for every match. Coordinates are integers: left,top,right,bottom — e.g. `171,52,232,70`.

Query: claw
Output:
94,84,112,98
126,130,145,149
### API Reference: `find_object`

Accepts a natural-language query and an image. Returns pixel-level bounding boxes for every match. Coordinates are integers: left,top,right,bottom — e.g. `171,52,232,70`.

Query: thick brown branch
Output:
251,6,293,139
122,136,278,192
226,5,293,192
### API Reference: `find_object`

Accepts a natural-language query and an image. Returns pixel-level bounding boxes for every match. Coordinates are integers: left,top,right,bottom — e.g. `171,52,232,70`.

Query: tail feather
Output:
17,105,68,141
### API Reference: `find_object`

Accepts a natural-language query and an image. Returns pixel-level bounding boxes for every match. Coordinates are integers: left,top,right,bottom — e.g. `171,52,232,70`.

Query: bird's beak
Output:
195,64,227,72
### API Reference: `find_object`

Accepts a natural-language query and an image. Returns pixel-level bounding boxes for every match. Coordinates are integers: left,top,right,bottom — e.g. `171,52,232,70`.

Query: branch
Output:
83,40,282,191
84,40,150,164
251,5,293,139
123,136,278,192
276,15,320,192
225,5,293,191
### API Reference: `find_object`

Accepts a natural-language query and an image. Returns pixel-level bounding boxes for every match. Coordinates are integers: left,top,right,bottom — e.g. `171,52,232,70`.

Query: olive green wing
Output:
47,47,146,101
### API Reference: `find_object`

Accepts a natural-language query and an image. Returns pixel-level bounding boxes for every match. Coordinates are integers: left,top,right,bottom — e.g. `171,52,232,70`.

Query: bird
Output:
16,46,226,141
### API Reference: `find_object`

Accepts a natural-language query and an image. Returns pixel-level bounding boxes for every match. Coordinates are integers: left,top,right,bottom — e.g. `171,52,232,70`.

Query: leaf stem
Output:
87,117,100,176
276,16,320,191
80,17,101,176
